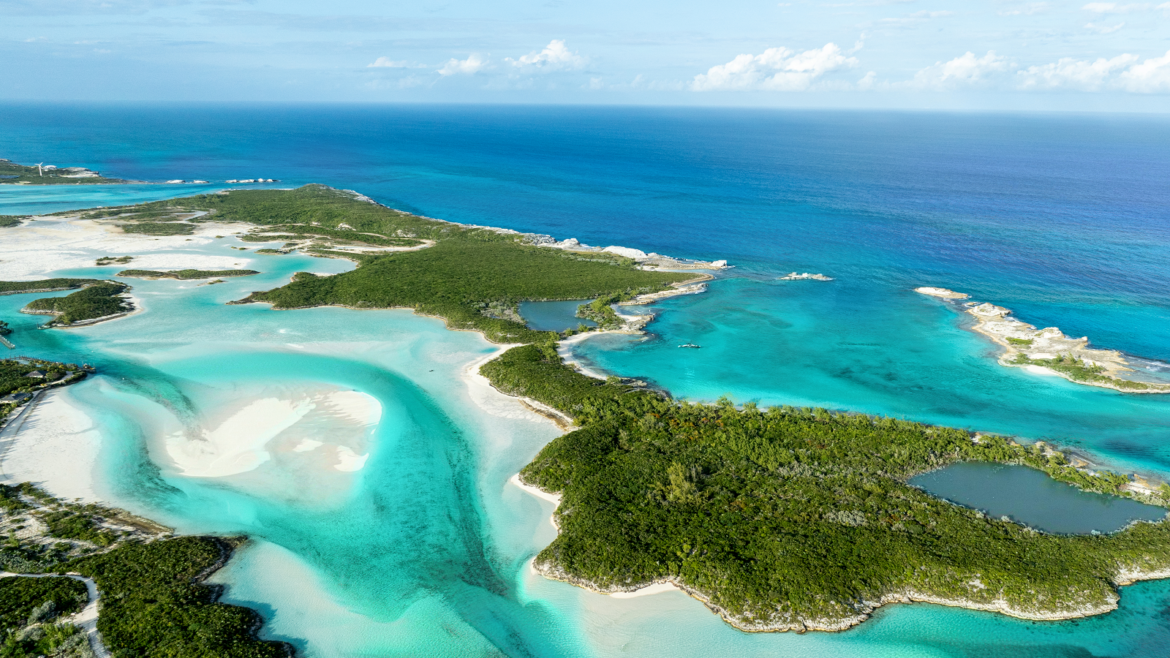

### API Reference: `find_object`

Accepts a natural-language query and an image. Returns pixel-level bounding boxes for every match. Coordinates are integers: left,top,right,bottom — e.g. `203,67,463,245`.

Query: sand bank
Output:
0,388,102,502
164,390,382,478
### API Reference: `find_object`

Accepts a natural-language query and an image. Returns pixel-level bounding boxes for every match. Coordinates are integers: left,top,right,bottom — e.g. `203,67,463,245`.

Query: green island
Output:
1012,353,1153,391
481,345,1170,631
0,159,125,186
95,256,133,266
116,269,259,280
20,282,134,328
0,280,100,297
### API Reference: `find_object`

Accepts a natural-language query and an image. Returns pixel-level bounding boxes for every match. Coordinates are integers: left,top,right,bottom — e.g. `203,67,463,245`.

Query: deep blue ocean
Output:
3,104,1170,656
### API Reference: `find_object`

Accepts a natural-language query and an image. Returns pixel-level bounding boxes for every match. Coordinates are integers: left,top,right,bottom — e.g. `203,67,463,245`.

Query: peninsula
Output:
916,287,1170,393
0,158,124,186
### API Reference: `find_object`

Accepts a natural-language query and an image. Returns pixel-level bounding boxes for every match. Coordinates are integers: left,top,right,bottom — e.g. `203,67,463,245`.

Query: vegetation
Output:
120,223,195,236
0,578,87,634
254,249,284,255
69,538,291,658
0,159,124,186
1013,353,1151,390
139,185,693,343
482,344,1170,630
0,577,90,658
95,257,133,266
23,283,132,326
0,280,99,296
239,224,419,248
1006,337,1033,347
0,217,24,229
0,322,9,337
116,269,259,280
0,359,73,398
0,482,288,657
576,293,634,329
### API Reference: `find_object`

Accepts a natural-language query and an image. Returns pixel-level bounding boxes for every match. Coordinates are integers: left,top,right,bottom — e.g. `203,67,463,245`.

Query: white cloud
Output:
999,2,1050,15
367,57,426,69
1119,49,1170,91
506,40,586,71
438,54,488,76
691,43,858,91
857,71,877,89
1016,54,1140,90
1081,2,1150,12
1085,21,1125,32
911,51,1009,89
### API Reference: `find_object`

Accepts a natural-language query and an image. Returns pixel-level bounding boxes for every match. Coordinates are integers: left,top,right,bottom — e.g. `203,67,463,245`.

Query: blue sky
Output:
5,0,1170,110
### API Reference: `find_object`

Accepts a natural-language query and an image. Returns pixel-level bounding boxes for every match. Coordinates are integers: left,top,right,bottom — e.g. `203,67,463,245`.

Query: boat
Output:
678,343,700,349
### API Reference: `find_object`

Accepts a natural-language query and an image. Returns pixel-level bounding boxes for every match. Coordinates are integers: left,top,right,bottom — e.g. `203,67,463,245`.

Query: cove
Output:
910,462,1167,534
519,300,597,332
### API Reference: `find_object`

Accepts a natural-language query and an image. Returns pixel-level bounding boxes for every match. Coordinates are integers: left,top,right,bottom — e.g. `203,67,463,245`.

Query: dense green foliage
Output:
239,224,418,248
0,217,23,229
0,160,123,186
0,578,87,634
0,360,71,398
116,270,258,280
1013,353,1151,390
126,185,449,239
484,345,1170,628
0,322,9,337
0,281,98,296
241,234,688,343
120,223,195,236
23,284,131,326
576,293,632,329
95,257,133,266
70,538,290,658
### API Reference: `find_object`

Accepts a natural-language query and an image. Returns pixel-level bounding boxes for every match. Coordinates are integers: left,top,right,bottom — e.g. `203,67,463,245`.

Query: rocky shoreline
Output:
916,287,1170,394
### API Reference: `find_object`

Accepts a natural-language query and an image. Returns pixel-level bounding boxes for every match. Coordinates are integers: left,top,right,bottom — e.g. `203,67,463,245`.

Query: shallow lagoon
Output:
519,300,597,332
911,462,1167,535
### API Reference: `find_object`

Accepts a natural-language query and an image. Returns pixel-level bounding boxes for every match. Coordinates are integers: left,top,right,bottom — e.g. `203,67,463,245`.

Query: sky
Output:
4,0,1170,111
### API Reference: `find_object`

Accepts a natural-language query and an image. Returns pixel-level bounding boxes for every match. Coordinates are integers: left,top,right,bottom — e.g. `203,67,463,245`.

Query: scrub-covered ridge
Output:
482,344,1170,632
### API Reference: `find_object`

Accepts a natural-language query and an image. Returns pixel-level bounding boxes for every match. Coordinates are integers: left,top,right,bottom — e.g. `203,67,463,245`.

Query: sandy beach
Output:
0,387,103,502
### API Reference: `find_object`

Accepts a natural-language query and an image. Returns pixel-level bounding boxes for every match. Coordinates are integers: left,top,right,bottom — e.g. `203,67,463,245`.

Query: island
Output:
0,158,125,185
916,287,1170,393
19,282,135,328
482,346,1170,631
13,185,1170,635
0,280,101,296
95,256,133,266
116,269,259,280
779,272,833,281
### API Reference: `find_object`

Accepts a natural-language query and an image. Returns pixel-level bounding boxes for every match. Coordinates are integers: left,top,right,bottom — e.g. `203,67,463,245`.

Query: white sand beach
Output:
0,213,254,280
0,388,103,502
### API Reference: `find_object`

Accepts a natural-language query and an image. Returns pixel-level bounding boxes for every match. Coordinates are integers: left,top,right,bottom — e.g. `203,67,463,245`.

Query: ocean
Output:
2,104,1169,656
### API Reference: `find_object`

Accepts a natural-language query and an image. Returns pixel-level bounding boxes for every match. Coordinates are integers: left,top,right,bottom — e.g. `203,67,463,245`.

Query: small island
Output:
20,282,135,328
779,272,833,281
116,269,259,280
917,287,1170,393
0,158,125,185
95,256,133,266
0,279,101,297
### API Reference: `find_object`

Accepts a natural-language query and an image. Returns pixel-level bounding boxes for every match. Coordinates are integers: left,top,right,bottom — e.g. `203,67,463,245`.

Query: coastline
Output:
916,287,1170,394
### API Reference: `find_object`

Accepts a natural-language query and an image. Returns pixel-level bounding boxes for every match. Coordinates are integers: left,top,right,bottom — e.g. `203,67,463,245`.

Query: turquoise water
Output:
518,300,597,332
2,107,1170,655
910,463,1167,535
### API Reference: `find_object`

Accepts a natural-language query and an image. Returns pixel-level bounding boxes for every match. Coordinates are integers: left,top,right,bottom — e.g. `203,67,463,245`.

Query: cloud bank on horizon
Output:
4,0,1170,110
